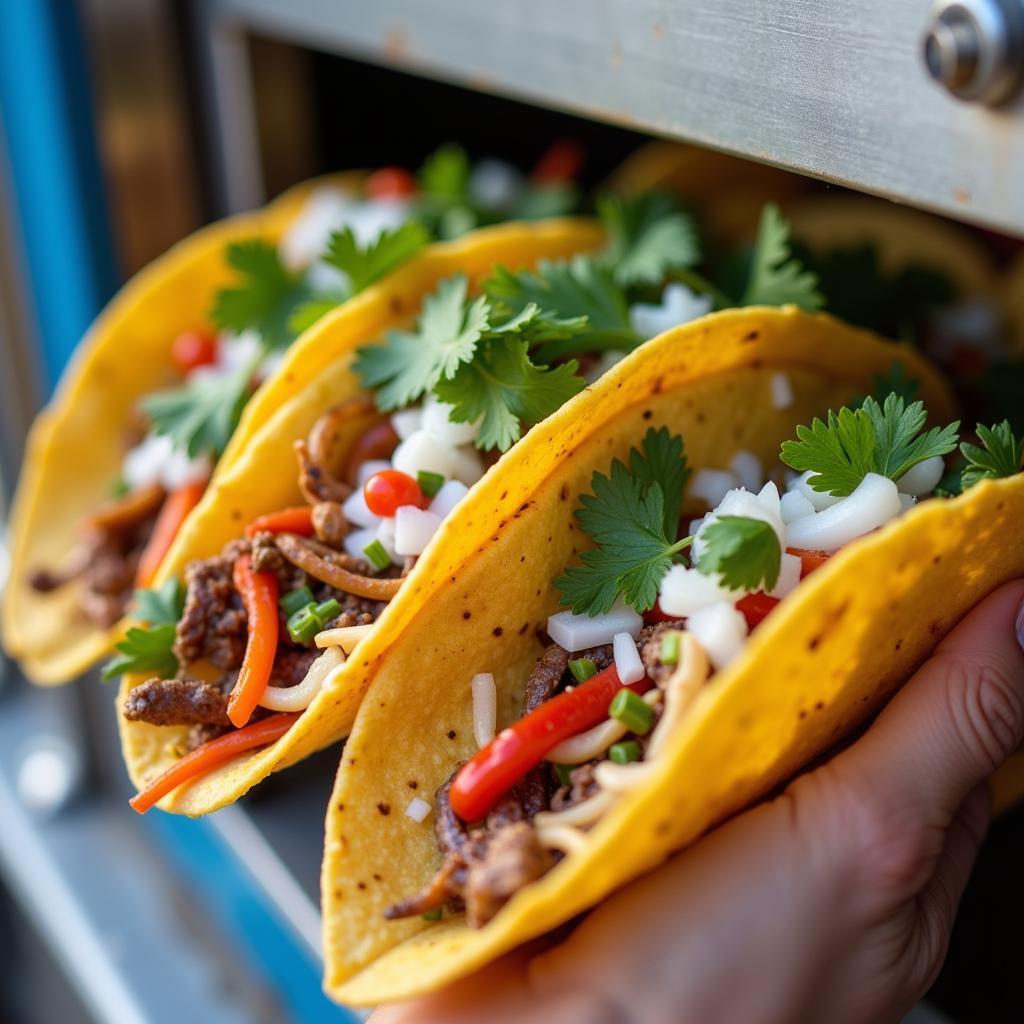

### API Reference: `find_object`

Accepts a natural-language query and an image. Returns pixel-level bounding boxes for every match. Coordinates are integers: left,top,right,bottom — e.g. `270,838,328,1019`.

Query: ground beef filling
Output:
386,622,685,927
123,528,397,751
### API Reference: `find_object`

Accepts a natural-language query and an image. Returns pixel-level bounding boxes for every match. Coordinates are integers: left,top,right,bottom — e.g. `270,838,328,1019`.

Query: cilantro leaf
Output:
781,393,959,496
418,144,471,201
211,239,309,350
435,337,584,451
961,420,1024,490
780,406,877,496
101,625,178,681
509,182,579,220
597,193,700,288
696,516,781,592
142,367,250,458
556,428,692,615
133,579,184,627
354,275,488,410
741,204,824,310
323,221,429,294
287,294,347,336
484,257,638,361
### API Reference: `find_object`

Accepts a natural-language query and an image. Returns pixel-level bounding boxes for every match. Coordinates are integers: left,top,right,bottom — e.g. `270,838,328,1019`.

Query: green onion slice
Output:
417,470,445,499
659,631,680,666
280,585,315,617
609,740,642,765
608,689,654,735
362,539,391,572
568,658,597,683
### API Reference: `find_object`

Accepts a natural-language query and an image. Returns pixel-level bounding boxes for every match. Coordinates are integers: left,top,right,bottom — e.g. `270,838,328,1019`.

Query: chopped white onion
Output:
259,647,345,712
768,552,802,599
122,434,173,490
421,394,479,446
342,488,382,529
686,602,748,671
356,459,391,488
405,797,432,823
658,564,732,616
689,468,739,509
729,451,764,493
375,517,403,565
391,430,483,485
896,456,945,497
785,473,902,552
692,485,785,565
789,470,842,512
216,330,262,374
394,506,442,556
628,283,713,339
161,447,211,490
780,489,815,524
899,493,918,511
547,599,643,653
390,408,423,441
770,372,794,409
344,526,379,561
449,445,486,487
471,672,497,748
756,480,782,520
429,479,470,519
278,187,355,270
470,159,524,210
612,632,644,685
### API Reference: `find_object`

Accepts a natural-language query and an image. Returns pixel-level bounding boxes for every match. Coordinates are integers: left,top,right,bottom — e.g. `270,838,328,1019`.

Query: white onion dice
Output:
790,470,842,512
613,632,645,685
344,526,379,562
375,517,402,565
342,488,381,529
471,672,497,748
658,564,732,616
390,408,423,441
785,473,902,552
161,448,212,491
122,433,173,491
469,159,523,210
689,469,740,509
768,552,802,599
729,451,764,493
780,489,815,524
405,797,432,823
547,599,643,653
692,486,785,565
278,187,355,270
429,479,470,519
687,602,748,671
356,459,391,488
895,456,945,497
770,372,794,409
629,283,712,339
394,506,442,556
421,395,479,446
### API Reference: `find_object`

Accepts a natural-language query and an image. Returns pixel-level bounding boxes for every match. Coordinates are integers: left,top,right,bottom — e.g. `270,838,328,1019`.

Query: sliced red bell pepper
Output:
450,664,650,822
787,547,832,579
129,713,299,813
244,506,315,539
135,480,207,589
227,554,279,729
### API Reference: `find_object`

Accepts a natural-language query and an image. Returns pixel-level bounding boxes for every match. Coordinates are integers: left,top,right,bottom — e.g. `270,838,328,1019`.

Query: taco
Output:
318,307,1023,1006
3,146,583,685
114,189,865,816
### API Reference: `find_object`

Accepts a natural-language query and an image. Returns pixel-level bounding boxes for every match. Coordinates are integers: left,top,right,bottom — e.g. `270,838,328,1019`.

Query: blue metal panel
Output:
0,0,117,389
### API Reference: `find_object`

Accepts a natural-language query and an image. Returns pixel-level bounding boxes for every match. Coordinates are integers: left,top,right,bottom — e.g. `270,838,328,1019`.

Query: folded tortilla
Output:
319,306,1023,1006
3,173,361,684
117,218,606,815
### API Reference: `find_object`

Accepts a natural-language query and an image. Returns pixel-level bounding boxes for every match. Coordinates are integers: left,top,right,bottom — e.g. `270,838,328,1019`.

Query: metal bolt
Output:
923,0,1024,104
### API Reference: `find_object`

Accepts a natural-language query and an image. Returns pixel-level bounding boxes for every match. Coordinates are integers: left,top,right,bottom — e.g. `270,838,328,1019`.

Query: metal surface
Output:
199,0,1024,235
923,0,1024,103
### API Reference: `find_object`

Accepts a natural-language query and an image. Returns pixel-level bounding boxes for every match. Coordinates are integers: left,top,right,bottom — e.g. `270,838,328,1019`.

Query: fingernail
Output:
1017,598,1024,654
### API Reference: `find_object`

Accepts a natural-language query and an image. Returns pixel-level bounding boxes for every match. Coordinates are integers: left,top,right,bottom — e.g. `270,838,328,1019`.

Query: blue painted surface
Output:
0,0,117,390
0,6,354,1020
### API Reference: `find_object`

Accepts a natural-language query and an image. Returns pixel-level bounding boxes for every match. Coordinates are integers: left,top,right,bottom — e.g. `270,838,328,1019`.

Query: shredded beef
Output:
312,501,348,547
123,677,231,727
522,645,569,713
549,761,601,812
464,824,553,926
271,647,320,688
175,546,249,670
640,619,687,687
295,439,352,503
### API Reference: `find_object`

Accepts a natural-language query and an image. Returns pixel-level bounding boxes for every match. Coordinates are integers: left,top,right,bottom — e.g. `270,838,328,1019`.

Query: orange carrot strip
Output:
227,554,280,728
135,480,207,588
244,506,315,539
129,713,299,813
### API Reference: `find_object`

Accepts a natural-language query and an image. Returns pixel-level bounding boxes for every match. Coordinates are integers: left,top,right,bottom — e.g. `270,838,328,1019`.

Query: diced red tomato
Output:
363,469,428,517
531,140,585,184
643,601,677,624
787,548,832,579
736,592,780,630
343,420,400,487
365,166,418,199
171,330,218,373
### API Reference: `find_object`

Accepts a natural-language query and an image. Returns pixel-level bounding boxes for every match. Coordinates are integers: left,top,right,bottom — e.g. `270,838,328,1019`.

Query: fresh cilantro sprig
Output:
354,275,586,449
781,393,959,496
961,421,1024,490
142,366,250,459
556,428,691,615
696,517,781,592
101,580,184,681
741,204,824,310
212,239,309,351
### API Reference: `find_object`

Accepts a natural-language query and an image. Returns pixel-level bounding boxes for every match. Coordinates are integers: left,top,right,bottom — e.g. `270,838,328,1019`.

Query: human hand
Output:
371,581,1024,1024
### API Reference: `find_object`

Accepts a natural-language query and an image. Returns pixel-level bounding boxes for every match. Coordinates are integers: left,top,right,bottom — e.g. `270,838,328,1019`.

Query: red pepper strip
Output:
244,506,315,539
531,140,586,183
787,547,832,579
450,664,651,823
129,713,299,814
227,554,280,729
135,480,207,588
736,592,780,630
343,419,400,487
642,600,676,625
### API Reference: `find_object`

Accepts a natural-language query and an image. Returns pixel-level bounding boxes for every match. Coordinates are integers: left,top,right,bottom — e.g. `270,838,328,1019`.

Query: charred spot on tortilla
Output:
447,730,457,740
377,802,391,815
492,627,503,637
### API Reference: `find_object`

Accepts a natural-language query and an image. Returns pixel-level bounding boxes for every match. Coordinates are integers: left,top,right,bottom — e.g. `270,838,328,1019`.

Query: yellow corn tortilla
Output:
3,172,362,684
117,218,606,815
319,307,1022,1007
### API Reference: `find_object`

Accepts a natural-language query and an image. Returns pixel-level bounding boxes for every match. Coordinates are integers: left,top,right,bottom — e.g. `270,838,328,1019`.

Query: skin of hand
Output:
371,580,1024,1024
